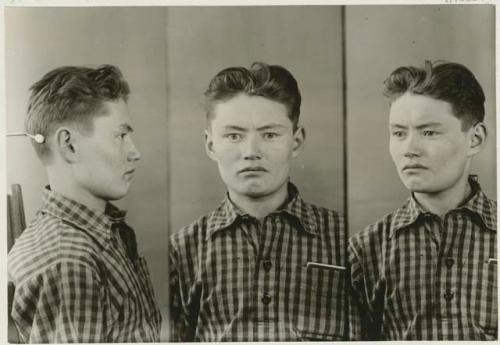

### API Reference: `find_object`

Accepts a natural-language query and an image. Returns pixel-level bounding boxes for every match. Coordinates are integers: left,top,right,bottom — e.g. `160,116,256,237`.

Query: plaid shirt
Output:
8,187,162,342
169,183,347,341
349,176,497,340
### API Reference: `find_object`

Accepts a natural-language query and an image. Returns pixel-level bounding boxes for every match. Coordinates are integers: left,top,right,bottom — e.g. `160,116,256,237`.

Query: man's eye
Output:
391,131,406,138
263,132,279,140
423,130,438,137
225,133,241,141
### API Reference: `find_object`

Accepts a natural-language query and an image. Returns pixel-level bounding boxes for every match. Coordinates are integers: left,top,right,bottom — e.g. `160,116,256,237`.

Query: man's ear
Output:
204,129,217,162
54,127,78,163
291,126,306,158
468,122,487,156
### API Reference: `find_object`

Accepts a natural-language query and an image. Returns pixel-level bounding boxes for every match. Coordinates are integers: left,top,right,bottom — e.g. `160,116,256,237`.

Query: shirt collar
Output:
280,183,319,236
205,182,318,241
459,176,497,231
40,186,127,245
390,175,496,238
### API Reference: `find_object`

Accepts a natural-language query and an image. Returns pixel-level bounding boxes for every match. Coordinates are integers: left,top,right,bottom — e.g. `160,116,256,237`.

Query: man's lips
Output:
124,169,136,176
238,167,268,174
402,164,428,171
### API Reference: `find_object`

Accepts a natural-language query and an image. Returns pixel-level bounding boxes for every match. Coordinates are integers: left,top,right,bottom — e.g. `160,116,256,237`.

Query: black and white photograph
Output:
2,1,496,342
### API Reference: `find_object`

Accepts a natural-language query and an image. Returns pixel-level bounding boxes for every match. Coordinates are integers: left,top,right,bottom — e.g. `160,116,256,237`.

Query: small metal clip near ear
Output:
7,132,45,143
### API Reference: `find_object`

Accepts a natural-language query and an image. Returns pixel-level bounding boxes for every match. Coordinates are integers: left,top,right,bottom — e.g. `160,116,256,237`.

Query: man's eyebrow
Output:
119,124,134,132
256,124,287,131
222,125,247,131
415,122,443,130
389,122,443,130
389,124,408,129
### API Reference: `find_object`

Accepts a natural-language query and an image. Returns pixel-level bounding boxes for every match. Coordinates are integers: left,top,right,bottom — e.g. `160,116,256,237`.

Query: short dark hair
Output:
204,62,301,130
26,64,130,160
383,61,485,130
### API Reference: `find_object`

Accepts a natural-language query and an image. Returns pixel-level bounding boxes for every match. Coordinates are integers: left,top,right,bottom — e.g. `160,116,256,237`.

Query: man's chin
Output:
400,174,425,191
235,184,273,199
242,189,268,199
101,187,130,201
403,180,434,194
228,179,287,200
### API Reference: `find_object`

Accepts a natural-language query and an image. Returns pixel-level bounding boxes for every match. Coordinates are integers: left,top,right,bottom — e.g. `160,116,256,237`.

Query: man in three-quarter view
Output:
169,62,347,341
349,61,497,340
8,65,161,342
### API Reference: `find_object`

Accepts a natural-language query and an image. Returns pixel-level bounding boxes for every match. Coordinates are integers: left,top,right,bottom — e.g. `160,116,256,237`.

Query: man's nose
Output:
242,135,262,160
403,132,421,158
127,139,142,161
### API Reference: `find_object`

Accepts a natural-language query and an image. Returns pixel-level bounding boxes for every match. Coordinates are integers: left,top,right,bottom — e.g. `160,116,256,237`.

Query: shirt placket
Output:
108,228,157,342
412,215,439,340
253,216,276,339
434,213,460,339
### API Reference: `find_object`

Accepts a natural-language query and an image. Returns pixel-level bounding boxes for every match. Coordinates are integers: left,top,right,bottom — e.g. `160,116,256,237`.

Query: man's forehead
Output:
389,93,454,114
389,109,461,128
212,94,289,114
389,94,458,125
209,109,293,130
96,100,132,123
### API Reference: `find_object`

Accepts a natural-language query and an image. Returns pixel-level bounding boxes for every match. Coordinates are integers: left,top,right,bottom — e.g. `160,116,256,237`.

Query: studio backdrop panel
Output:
345,5,496,235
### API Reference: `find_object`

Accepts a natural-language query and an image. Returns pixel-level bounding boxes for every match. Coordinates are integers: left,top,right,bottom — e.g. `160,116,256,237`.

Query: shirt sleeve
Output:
169,245,189,342
348,239,381,340
12,260,107,343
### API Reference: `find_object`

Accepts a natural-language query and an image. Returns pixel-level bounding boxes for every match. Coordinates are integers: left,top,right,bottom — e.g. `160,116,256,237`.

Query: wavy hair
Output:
383,61,485,130
204,62,301,130
26,64,130,160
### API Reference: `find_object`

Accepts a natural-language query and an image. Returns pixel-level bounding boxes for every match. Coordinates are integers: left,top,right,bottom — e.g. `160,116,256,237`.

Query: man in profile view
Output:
349,61,497,340
8,65,161,342
169,62,347,341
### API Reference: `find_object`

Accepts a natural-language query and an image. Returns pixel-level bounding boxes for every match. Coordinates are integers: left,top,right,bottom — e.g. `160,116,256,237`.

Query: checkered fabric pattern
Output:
349,176,497,340
8,187,162,342
169,183,347,341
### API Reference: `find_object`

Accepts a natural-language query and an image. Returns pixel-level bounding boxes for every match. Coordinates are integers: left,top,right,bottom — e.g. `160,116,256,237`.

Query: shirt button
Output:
444,289,454,301
263,260,272,271
445,257,455,268
261,293,271,305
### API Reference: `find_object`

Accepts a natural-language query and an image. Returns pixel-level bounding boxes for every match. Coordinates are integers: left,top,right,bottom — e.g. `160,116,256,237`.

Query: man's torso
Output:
8,189,161,342
349,183,497,340
171,186,346,341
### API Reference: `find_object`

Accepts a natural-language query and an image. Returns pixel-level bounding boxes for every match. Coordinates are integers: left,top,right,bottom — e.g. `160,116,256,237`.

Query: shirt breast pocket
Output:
470,260,497,335
294,262,347,340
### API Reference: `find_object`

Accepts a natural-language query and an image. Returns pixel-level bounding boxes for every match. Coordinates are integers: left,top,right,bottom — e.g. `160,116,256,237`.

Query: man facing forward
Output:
8,65,161,342
349,61,497,340
169,62,347,341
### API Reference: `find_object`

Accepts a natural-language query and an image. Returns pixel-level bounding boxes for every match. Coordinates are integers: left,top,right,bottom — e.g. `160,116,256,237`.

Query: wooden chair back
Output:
7,183,26,343
7,184,26,252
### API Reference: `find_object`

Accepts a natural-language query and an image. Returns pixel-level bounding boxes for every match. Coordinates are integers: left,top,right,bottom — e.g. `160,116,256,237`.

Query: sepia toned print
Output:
4,3,496,343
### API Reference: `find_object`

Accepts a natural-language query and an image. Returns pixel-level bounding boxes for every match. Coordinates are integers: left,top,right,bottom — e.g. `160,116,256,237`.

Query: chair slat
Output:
7,184,26,343
9,184,26,241
7,194,13,252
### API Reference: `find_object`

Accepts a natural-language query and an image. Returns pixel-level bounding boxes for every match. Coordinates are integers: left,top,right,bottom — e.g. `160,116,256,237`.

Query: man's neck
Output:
47,169,106,213
413,175,472,219
229,184,289,220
